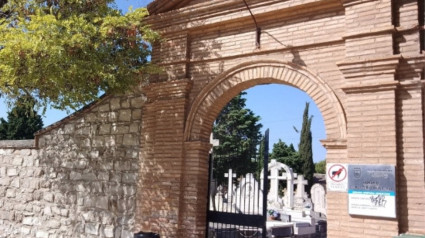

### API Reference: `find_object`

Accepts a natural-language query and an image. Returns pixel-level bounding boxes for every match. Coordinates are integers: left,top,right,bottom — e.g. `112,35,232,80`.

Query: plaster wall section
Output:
0,93,146,238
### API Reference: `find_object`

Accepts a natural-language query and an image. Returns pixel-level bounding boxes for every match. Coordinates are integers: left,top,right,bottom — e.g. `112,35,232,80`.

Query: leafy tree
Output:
270,139,301,173
315,160,326,174
0,0,6,10
0,0,158,111
0,96,43,139
299,102,315,189
213,92,262,185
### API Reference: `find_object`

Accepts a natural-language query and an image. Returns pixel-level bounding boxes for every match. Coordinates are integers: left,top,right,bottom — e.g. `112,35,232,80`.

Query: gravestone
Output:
224,169,236,201
234,173,262,214
268,160,288,207
214,185,225,211
310,184,326,215
280,171,297,209
209,134,219,210
294,175,309,209
262,159,297,209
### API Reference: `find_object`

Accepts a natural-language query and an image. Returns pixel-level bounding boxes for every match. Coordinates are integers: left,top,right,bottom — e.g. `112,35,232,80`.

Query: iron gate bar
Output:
262,129,269,238
206,153,213,236
206,129,269,238
208,212,264,227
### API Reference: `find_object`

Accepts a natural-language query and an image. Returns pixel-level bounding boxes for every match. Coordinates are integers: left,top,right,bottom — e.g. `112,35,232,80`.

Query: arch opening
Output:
184,60,347,144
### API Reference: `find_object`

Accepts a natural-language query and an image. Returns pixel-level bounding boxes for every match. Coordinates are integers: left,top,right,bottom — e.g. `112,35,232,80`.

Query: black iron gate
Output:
206,129,269,238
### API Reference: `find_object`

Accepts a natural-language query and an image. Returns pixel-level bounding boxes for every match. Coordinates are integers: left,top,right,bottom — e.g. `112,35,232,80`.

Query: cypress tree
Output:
299,102,314,190
212,92,262,185
0,97,44,140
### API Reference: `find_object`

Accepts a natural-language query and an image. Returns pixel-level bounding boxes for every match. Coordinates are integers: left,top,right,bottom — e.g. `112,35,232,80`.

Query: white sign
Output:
326,163,348,192
347,164,396,218
348,190,396,218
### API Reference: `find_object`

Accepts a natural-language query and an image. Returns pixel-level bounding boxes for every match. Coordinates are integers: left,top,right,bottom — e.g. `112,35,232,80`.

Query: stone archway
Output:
184,60,347,142
180,60,347,237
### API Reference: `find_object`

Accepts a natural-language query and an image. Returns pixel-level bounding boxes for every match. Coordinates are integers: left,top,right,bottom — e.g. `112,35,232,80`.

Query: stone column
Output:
135,80,192,237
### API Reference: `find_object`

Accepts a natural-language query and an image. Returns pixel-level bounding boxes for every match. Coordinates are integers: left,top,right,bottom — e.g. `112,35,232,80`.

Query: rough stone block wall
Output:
0,146,41,237
0,93,145,238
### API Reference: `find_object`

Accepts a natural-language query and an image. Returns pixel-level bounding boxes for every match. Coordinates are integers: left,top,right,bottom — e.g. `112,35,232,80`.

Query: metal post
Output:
242,0,261,48
262,129,269,238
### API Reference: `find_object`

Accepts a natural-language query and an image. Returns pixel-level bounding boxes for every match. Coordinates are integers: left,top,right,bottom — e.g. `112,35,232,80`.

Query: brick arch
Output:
184,60,347,142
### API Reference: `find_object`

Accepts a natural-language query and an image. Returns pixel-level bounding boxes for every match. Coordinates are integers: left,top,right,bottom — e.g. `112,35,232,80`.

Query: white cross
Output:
294,174,308,198
209,134,220,153
283,171,297,208
224,169,237,199
268,161,288,202
280,172,298,180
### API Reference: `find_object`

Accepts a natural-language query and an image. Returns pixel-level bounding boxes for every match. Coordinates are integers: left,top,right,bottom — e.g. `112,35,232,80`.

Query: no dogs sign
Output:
326,163,348,192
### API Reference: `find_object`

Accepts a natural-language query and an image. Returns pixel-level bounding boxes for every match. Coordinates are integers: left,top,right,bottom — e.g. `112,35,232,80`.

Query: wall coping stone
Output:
34,94,112,138
0,140,35,149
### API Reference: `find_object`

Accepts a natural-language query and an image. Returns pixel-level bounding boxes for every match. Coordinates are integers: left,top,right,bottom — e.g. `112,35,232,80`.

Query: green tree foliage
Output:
299,102,315,188
0,96,43,139
213,92,262,185
0,0,159,111
0,0,6,10
270,139,301,173
315,160,326,174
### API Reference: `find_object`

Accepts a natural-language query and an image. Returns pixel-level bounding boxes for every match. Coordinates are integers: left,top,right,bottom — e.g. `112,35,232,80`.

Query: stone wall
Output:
0,93,145,238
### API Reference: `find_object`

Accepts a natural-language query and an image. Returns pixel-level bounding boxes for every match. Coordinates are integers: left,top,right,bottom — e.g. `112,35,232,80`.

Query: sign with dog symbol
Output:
326,163,348,192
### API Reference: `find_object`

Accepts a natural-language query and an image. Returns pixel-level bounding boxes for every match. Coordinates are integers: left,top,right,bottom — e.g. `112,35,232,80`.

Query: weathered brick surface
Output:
143,0,425,237
134,80,192,237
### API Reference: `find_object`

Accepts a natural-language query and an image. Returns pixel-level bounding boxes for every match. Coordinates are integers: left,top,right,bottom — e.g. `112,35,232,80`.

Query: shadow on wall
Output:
262,31,307,67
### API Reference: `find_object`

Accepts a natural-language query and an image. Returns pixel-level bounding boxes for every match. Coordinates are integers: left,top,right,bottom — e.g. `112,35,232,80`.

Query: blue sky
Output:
0,0,327,162
244,85,326,162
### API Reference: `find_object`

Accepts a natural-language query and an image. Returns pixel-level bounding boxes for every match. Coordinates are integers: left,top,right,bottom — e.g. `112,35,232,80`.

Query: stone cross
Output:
294,174,308,198
224,169,236,200
261,159,298,208
281,171,297,208
268,160,288,203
